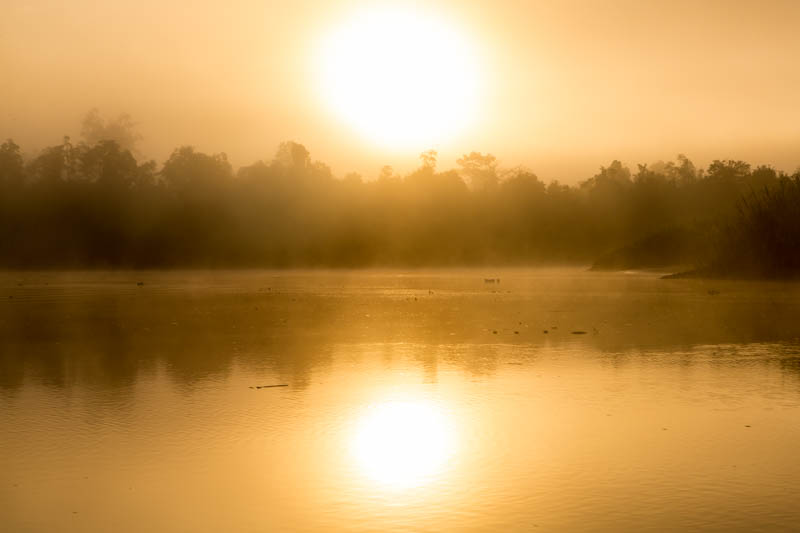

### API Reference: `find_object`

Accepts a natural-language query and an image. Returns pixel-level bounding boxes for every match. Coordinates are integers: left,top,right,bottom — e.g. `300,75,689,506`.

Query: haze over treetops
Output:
3,0,800,181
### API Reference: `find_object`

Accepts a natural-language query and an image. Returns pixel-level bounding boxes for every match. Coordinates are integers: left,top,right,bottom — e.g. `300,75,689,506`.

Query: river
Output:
2,269,800,531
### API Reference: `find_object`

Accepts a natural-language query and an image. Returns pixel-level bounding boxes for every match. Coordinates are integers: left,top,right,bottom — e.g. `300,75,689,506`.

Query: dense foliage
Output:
708,179,800,278
0,128,797,271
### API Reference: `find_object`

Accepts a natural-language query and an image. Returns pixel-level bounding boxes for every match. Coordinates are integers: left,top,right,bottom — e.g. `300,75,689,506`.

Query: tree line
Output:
1,114,798,274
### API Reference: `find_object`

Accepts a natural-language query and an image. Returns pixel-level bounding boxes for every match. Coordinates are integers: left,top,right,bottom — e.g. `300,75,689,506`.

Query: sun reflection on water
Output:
350,400,457,490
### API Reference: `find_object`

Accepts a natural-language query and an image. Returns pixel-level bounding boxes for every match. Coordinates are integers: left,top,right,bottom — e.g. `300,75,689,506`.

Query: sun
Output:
317,6,482,150
350,400,457,489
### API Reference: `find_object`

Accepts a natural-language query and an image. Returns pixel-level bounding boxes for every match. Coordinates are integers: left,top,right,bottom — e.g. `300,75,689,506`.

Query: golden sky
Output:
2,0,799,181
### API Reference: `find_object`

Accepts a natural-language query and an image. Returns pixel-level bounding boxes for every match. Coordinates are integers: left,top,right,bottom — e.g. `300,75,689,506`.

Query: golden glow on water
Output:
317,6,481,149
4,271,800,531
350,400,456,489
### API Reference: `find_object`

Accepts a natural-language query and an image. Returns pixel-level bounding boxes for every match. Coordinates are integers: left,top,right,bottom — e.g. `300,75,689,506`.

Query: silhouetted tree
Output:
81,108,142,152
378,165,397,182
419,149,437,170
26,136,78,184
0,139,24,187
161,146,232,190
275,141,311,171
79,140,145,189
457,151,498,191
1,122,797,274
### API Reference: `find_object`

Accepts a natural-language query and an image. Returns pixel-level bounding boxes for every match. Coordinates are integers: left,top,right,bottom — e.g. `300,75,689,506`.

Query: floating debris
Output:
571,331,588,335
708,289,720,296
543,330,548,334
250,384,289,389
136,281,144,286
492,330,498,334
514,331,519,334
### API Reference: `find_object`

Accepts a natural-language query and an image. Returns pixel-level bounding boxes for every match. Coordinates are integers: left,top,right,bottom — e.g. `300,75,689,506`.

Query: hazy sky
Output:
2,0,799,181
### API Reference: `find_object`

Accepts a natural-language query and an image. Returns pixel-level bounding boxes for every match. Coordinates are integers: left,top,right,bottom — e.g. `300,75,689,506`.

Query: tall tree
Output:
0,139,24,186
457,152,498,191
81,109,143,153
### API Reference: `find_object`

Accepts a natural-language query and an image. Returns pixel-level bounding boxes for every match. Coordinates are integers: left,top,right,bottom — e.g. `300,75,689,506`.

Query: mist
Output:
6,3,800,532
2,111,798,276
3,1,800,181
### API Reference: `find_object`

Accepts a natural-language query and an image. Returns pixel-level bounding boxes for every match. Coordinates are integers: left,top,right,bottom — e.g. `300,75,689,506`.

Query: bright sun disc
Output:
318,7,481,149
351,401,456,489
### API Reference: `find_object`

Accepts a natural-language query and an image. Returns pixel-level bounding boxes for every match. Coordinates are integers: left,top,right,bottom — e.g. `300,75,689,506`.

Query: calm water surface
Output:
2,269,800,532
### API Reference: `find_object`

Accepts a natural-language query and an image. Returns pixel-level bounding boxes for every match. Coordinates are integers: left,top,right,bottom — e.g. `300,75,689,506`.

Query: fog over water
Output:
4,1,800,531
2,270,800,531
